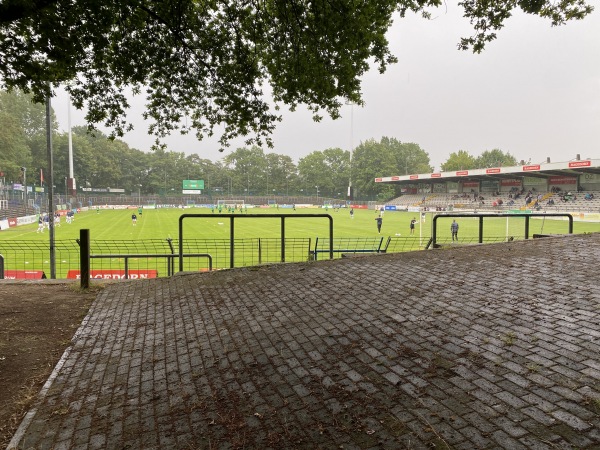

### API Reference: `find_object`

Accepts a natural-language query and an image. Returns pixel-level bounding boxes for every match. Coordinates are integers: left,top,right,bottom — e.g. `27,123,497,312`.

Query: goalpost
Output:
217,199,245,208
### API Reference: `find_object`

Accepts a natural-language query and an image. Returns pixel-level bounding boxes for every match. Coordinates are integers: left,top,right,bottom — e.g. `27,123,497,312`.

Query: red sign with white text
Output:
375,178,382,182
486,168,501,174
501,179,522,186
3,270,46,279
549,176,577,185
431,173,441,178
569,160,592,168
67,270,158,280
523,165,540,171
391,176,400,181
456,171,469,176
568,160,591,168
409,175,419,180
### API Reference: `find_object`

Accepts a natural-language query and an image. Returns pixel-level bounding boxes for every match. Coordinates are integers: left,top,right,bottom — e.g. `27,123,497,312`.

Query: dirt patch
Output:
0,282,101,448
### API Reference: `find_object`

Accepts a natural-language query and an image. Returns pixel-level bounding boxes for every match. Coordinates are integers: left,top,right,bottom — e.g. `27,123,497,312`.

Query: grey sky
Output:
53,5,600,173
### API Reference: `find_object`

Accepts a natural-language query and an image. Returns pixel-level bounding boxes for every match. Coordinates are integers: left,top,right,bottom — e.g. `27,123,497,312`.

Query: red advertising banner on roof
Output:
375,178,382,182
409,175,419,180
391,176,400,181
549,176,577,185
568,160,591,168
431,173,442,178
456,171,469,176
486,168,501,174
523,165,540,171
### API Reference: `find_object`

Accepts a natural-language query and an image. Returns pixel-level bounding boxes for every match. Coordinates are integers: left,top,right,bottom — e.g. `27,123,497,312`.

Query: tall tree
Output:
223,146,268,195
298,148,350,198
0,112,31,181
441,150,477,171
475,149,518,168
352,137,431,200
1,1,592,149
0,90,51,181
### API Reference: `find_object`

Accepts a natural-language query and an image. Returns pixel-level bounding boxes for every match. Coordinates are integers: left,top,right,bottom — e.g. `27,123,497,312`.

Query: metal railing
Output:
90,253,213,278
432,213,574,245
178,213,334,270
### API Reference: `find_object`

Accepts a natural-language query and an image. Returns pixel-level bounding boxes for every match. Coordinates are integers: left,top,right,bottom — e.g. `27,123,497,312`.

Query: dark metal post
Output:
525,216,530,239
230,216,235,268
258,238,262,265
328,215,334,259
281,217,286,262
166,238,174,276
479,216,484,244
178,216,184,272
80,229,90,289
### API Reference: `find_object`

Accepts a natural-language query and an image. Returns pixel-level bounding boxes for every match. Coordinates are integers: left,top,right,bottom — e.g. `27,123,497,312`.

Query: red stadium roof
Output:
375,158,600,184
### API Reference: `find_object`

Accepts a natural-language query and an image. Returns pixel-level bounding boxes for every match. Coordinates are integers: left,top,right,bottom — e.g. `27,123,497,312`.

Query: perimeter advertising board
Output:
3,270,46,279
67,270,158,279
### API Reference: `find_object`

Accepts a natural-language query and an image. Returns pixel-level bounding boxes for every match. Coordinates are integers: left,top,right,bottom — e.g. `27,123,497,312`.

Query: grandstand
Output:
378,157,600,215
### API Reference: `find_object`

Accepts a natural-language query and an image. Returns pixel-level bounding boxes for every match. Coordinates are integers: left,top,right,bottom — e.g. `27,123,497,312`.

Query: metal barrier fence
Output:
431,213,574,246
0,235,432,279
178,213,334,270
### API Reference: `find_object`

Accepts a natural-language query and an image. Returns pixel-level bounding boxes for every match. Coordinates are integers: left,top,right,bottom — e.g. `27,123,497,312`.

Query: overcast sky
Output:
52,5,600,173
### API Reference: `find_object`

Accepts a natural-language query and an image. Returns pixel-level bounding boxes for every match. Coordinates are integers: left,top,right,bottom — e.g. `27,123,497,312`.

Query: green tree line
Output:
1,90,518,201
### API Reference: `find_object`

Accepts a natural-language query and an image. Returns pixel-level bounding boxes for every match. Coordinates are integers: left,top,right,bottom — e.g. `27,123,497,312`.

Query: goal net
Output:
217,199,245,208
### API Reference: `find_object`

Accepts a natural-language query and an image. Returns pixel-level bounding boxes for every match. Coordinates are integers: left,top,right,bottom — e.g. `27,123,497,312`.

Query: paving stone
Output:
8,233,600,449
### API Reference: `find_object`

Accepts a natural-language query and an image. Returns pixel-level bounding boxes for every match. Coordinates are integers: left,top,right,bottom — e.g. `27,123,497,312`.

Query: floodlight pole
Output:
46,86,56,279
345,101,355,201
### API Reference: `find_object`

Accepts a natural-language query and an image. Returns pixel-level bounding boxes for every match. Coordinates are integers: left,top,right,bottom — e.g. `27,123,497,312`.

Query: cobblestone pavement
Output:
9,233,600,449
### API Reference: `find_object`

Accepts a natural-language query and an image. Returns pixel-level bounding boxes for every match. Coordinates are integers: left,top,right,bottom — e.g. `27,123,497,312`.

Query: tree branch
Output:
0,0,60,25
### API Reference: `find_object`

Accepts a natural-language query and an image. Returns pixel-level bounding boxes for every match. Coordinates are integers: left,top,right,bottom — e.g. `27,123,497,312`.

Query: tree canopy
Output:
0,0,592,149
440,148,518,171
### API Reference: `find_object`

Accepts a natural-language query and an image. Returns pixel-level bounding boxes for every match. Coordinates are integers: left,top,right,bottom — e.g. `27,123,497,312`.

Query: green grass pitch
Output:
0,207,596,277
1,206,595,242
